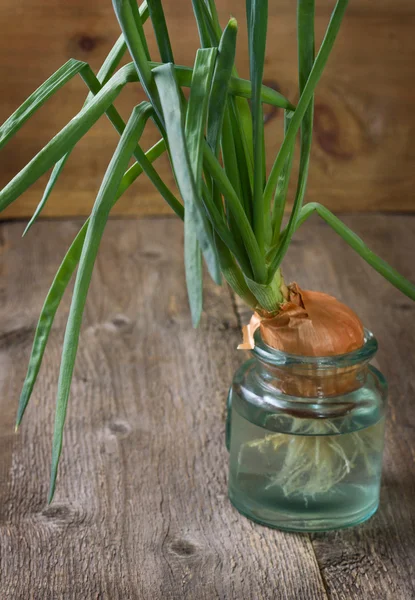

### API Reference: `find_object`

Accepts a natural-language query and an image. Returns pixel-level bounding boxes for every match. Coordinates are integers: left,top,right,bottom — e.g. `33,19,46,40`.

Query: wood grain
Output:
1,0,415,219
0,215,414,598
0,219,327,599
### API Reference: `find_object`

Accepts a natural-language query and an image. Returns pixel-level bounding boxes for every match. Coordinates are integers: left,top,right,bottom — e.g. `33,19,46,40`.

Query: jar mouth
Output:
252,328,378,368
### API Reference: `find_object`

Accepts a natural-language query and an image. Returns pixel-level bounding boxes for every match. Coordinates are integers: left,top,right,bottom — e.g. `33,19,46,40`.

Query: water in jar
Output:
228,396,385,532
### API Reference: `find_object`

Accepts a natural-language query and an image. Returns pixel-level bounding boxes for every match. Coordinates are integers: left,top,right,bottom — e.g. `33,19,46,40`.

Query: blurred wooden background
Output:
0,0,414,219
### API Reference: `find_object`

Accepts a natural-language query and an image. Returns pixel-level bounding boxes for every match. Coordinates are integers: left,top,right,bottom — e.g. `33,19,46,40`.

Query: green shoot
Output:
267,0,315,275
49,102,154,501
16,138,170,430
247,0,268,254
294,203,415,301
184,48,220,326
264,0,349,210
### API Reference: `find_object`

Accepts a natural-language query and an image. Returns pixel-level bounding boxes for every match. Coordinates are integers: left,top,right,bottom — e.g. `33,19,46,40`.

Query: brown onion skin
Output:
259,284,365,357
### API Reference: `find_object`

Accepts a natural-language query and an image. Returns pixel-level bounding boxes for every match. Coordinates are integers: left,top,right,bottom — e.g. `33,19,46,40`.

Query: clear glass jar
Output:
226,329,387,532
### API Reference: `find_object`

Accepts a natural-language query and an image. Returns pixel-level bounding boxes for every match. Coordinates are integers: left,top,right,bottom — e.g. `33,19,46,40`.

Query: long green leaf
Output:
188,2,258,195
227,106,252,218
22,155,72,236
206,19,244,246
199,2,256,179
263,0,349,208
246,0,268,254
89,35,127,91
186,50,218,192
24,41,128,233
191,0,213,48
219,76,252,255
32,1,150,230
215,236,257,308
0,64,137,213
131,144,184,218
16,138,170,429
82,66,183,222
295,203,415,301
149,61,293,108
0,60,87,150
83,66,182,214
199,183,252,278
48,102,153,503
269,110,295,248
4,60,181,226
147,0,174,63
21,60,133,234
267,0,315,275
132,1,151,60
184,48,219,326
16,222,88,429
113,0,160,118
153,63,220,289
184,233,203,327
198,0,219,45
204,0,222,38
221,108,243,207
207,19,237,155
203,144,267,283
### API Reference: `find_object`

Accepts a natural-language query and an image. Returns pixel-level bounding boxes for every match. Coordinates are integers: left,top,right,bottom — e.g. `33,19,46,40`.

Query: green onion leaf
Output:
204,0,222,37
263,0,349,209
246,0,268,254
269,110,295,248
215,237,257,309
0,64,137,212
131,144,184,219
16,138,169,430
0,59,87,150
48,101,153,503
185,48,222,320
32,0,150,231
207,18,237,156
147,0,174,63
186,50,218,193
154,63,221,284
203,144,267,283
149,61,293,109
295,203,415,301
268,0,315,273
191,0,215,47
16,221,88,428
206,19,245,247
23,155,72,236
200,182,253,275
113,0,156,106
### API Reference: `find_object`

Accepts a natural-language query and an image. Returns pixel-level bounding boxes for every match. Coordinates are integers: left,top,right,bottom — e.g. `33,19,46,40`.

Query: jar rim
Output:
252,328,378,368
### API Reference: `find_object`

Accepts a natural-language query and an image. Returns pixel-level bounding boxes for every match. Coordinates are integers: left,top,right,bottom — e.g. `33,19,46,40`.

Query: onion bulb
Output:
239,283,364,357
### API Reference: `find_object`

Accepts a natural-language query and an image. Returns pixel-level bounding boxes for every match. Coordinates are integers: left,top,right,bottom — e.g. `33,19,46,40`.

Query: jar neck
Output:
258,361,369,398
251,329,377,399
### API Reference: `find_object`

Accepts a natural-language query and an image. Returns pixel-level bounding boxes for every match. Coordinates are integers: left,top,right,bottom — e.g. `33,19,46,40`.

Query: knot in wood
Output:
169,538,197,557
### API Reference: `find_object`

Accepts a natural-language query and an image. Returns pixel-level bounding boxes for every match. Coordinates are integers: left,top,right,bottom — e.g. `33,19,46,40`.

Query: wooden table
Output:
0,215,414,599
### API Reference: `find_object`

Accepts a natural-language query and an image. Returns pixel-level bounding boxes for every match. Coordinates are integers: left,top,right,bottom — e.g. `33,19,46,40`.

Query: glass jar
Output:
226,329,387,532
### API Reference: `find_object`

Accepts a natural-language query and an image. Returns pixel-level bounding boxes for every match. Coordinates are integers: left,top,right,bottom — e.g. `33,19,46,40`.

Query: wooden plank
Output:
0,219,328,599
1,1,415,218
